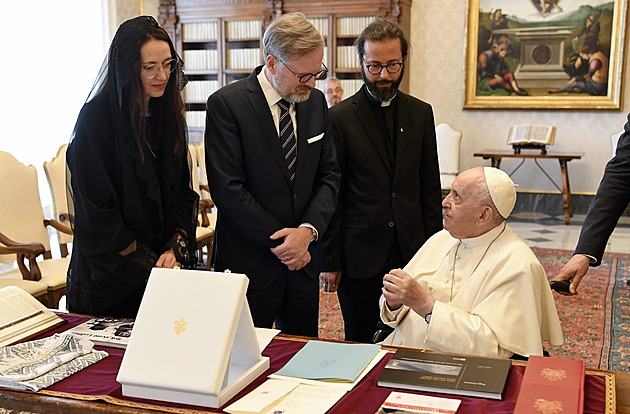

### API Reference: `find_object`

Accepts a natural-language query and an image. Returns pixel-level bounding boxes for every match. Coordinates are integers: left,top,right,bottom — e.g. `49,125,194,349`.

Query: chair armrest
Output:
199,197,215,210
199,184,212,199
44,219,74,236
198,198,215,228
0,231,44,281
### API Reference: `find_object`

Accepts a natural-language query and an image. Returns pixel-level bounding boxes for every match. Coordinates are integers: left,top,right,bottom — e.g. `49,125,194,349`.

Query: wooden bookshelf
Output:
158,0,412,141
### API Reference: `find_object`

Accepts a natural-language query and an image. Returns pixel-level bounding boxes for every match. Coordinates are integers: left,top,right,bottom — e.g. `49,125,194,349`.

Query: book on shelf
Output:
0,286,65,347
514,355,585,414
377,349,511,400
67,317,134,349
506,124,556,146
375,391,461,414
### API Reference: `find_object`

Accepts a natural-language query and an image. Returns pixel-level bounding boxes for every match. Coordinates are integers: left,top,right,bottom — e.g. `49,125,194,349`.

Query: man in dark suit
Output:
553,117,630,294
319,19,443,342
205,13,340,337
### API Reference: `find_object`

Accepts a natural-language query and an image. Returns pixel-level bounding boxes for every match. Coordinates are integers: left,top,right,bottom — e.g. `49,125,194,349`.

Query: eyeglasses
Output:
363,61,403,75
281,60,328,83
142,58,178,79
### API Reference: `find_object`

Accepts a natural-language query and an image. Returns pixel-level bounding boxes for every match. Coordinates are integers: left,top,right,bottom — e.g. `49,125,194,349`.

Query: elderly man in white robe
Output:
380,167,563,358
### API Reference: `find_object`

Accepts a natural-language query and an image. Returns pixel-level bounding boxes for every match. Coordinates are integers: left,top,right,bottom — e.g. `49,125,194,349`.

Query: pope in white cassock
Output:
380,167,563,358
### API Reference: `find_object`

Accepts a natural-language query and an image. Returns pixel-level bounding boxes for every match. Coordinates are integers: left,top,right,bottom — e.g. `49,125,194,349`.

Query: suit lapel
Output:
352,89,392,174
246,71,294,187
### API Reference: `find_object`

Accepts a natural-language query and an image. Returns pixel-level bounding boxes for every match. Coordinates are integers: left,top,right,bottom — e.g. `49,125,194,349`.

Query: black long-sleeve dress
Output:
66,95,198,317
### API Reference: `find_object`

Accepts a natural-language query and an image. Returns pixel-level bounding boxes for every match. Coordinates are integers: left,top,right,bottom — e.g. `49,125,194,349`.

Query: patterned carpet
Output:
318,247,630,372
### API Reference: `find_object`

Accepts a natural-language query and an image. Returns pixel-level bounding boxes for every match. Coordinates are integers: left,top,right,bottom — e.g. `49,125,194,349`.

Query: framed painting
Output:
464,0,628,109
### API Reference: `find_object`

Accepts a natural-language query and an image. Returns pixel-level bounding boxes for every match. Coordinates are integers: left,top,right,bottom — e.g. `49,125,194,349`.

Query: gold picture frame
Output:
464,0,628,110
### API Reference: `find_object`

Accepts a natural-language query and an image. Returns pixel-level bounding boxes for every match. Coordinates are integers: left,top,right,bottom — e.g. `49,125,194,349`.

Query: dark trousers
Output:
246,270,319,338
338,239,404,343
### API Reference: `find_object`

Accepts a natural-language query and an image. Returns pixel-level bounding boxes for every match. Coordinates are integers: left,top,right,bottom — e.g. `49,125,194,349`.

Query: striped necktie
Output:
278,99,297,183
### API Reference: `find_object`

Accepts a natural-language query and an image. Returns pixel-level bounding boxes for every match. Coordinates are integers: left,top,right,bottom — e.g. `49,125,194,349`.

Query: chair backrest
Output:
611,129,623,159
435,123,462,189
0,152,51,264
188,144,201,196
195,141,211,200
43,144,73,245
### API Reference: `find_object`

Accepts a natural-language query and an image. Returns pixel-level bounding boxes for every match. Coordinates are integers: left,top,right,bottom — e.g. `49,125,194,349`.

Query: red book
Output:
514,356,585,414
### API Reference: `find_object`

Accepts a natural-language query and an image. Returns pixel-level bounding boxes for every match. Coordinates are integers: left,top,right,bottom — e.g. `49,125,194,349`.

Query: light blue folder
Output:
274,340,381,382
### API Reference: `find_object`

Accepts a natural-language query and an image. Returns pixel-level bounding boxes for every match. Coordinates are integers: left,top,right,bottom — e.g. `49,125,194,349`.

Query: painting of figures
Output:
464,0,627,109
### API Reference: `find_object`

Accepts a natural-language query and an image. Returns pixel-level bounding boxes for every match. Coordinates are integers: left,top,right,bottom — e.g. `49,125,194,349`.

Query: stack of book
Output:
377,349,511,400
514,355,585,414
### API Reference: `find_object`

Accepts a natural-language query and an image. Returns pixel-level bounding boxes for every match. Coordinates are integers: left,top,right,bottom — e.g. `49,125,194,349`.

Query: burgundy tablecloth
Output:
33,315,611,413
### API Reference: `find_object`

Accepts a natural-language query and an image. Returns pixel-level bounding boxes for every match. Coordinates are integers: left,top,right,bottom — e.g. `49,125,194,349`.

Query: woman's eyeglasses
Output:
142,58,178,79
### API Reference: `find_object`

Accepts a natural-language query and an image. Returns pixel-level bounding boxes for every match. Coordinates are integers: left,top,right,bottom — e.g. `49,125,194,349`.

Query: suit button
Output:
293,193,298,200
391,192,397,198
388,221,394,228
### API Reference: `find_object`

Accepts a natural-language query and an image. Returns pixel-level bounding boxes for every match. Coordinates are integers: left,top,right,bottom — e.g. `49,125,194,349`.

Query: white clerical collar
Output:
366,87,397,107
258,65,285,108
459,222,507,248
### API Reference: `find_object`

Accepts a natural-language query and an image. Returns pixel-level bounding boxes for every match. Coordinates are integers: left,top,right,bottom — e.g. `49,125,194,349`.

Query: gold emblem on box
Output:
533,398,563,414
174,318,188,335
540,368,567,382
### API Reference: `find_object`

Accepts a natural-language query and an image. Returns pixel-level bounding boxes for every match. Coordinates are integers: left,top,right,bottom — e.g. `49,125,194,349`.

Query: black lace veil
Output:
66,16,198,267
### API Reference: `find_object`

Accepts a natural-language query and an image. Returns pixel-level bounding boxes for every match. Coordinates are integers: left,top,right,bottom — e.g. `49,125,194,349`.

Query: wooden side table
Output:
474,150,582,224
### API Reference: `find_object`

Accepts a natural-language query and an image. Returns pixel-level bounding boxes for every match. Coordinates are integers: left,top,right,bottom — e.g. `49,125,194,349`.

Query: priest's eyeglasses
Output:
281,61,328,83
142,58,178,79
363,61,403,75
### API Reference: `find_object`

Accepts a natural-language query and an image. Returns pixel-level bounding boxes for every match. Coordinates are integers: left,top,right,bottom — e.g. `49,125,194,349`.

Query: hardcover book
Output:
68,317,134,349
513,355,585,414
377,349,511,400
0,286,65,347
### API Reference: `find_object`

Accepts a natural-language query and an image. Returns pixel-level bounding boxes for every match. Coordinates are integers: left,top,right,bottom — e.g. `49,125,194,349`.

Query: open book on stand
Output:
507,125,556,154
67,317,134,349
377,349,511,400
0,286,65,347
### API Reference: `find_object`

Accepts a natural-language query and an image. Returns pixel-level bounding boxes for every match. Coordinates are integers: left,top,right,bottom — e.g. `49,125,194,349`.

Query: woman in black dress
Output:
66,16,198,317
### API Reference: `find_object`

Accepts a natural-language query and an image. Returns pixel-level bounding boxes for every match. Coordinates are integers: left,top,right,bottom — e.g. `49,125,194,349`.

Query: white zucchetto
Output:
483,167,516,219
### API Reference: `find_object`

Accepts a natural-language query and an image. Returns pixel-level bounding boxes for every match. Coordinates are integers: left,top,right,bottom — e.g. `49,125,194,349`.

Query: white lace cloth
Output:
0,333,108,391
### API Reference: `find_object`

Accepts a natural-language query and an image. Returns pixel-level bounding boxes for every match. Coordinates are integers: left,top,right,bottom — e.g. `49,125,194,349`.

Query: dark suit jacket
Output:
320,87,443,279
575,113,630,266
205,66,340,289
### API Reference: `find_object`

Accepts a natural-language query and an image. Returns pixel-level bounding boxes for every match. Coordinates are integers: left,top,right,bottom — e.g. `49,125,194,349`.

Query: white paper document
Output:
225,378,346,414
377,391,461,414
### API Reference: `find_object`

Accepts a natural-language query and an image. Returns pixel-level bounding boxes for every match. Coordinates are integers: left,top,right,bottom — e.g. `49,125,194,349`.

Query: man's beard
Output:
361,66,404,103
271,75,313,103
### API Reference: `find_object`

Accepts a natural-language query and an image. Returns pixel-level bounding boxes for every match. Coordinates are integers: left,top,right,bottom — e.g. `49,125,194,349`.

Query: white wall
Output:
0,1,108,210
408,0,629,194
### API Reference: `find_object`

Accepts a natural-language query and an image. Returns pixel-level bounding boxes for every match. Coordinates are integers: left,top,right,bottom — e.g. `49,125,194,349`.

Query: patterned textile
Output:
0,333,108,391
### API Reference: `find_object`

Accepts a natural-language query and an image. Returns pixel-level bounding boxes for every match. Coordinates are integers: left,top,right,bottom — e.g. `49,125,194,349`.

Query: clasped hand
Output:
155,248,181,269
270,227,312,271
382,269,435,317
